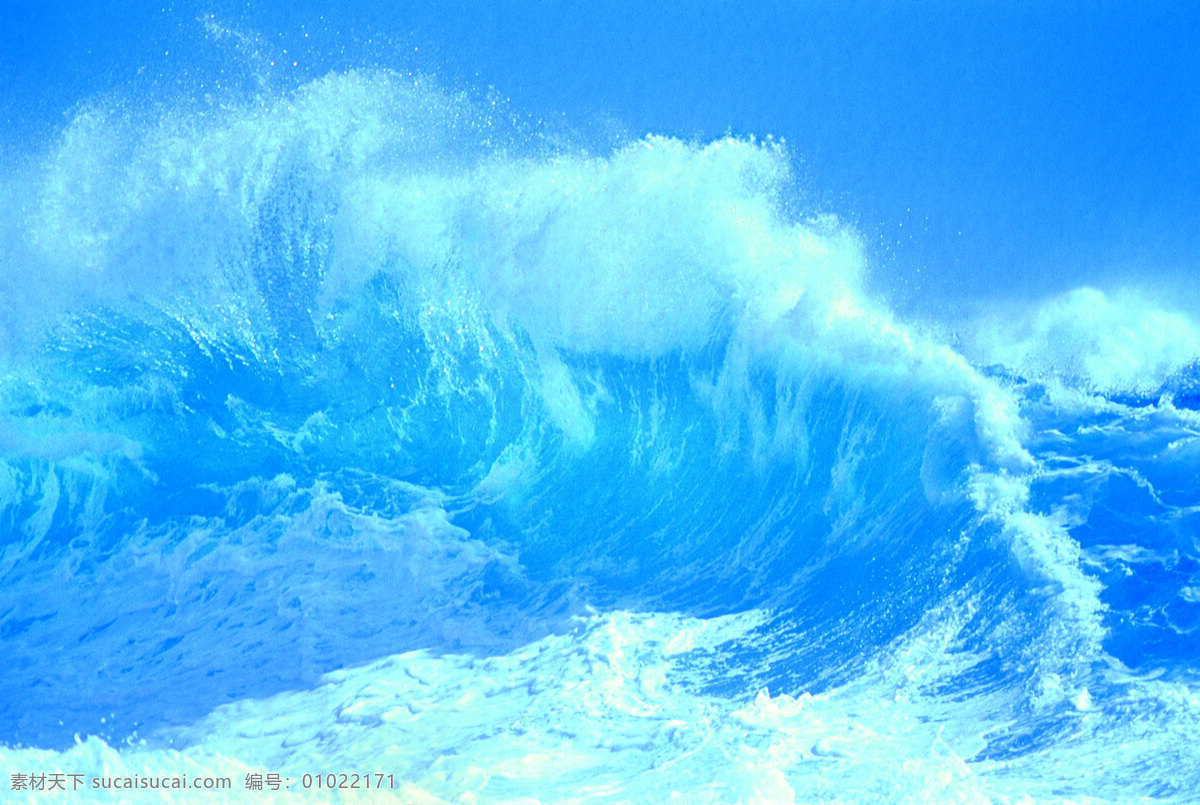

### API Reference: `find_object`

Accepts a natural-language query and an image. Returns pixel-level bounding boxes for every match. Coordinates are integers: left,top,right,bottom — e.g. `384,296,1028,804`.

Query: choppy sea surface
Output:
2,9,1200,804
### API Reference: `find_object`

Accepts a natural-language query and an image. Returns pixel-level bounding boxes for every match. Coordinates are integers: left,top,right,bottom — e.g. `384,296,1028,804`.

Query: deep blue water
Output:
2,4,1199,802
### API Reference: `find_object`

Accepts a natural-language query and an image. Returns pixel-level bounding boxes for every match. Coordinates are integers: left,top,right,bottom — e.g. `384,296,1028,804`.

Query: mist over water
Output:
2,5,1199,803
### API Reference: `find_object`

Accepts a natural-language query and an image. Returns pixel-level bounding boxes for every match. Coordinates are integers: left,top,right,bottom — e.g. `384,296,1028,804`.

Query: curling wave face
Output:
2,71,1199,801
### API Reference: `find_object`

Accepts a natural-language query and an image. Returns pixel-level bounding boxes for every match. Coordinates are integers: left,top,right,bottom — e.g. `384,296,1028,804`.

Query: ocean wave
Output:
2,69,1198,800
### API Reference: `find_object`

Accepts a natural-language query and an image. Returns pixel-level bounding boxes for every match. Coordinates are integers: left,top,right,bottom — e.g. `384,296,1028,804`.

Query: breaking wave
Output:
2,71,1198,802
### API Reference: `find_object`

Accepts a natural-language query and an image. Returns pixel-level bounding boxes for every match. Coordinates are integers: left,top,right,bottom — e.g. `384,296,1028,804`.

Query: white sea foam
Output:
0,610,1000,804
7,604,1192,802
967,287,1200,393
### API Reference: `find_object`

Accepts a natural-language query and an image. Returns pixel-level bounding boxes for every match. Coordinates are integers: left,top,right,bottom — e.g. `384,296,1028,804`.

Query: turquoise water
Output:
2,5,1199,803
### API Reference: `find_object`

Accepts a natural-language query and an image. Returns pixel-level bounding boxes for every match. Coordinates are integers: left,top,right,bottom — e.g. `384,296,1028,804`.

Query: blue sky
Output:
2,1,1197,312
